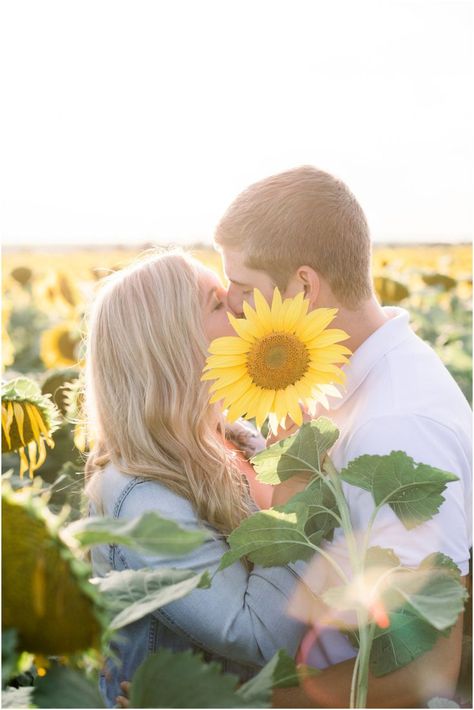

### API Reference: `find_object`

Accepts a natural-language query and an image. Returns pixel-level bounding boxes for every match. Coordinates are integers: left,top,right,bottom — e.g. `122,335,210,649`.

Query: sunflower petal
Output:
31,405,52,442
268,412,280,436
203,353,248,370
273,390,288,425
270,288,283,330
310,329,351,348
27,440,38,477
25,403,41,445
18,446,29,478
217,376,253,406
242,301,266,333
205,368,247,388
255,388,275,431
253,289,272,327
285,385,303,427
226,388,256,423
282,292,308,332
2,404,12,449
272,298,291,331
36,436,47,469
227,313,258,342
296,308,339,340
208,337,251,356
13,402,26,446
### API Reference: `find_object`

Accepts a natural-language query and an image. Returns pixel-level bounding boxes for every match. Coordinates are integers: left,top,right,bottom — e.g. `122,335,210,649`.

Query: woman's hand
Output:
271,472,312,506
266,407,313,447
116,680,131,708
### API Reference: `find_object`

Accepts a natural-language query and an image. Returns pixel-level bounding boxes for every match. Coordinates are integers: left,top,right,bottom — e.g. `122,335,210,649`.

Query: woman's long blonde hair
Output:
84,249,251,535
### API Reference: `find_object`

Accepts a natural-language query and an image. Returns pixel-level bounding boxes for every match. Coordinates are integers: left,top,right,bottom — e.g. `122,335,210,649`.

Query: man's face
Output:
220,247,276,316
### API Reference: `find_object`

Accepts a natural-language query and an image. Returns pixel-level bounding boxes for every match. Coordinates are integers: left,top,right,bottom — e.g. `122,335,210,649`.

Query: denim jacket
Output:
90,464,308,708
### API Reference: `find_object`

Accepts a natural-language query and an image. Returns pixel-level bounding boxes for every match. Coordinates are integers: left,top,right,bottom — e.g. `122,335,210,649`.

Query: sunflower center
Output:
58,331,78,361
246,333,309,389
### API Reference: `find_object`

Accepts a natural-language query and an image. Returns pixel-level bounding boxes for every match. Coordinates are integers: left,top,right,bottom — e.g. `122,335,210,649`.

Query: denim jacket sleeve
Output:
112,477,308,667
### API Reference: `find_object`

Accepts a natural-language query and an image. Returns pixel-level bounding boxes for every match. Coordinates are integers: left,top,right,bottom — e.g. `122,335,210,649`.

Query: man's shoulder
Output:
334,411,471,490
352,330,471,433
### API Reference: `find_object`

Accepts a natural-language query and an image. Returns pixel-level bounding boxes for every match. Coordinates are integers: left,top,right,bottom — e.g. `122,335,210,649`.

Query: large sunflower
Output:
202,288,351,433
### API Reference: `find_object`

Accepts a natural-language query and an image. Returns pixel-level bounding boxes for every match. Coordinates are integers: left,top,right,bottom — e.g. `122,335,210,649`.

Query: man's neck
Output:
331,297,390,354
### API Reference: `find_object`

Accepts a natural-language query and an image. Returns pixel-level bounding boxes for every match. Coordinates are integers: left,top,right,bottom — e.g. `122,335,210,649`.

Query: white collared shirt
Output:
293,307,472,668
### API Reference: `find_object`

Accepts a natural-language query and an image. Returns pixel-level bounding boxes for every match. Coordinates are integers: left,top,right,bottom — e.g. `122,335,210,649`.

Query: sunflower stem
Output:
323,455,374,709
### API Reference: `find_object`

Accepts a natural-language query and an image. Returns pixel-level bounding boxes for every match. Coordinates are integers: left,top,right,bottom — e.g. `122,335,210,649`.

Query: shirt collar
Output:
325,307,413,411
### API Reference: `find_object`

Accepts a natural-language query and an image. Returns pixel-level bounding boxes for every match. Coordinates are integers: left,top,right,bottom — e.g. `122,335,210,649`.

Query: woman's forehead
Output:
198,264,225,291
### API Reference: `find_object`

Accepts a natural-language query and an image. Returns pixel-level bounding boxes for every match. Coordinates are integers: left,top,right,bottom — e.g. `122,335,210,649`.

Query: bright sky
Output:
0,0,472,246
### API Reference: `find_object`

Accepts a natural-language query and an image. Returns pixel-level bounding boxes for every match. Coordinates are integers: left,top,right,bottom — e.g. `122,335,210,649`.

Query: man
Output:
214,165,472,707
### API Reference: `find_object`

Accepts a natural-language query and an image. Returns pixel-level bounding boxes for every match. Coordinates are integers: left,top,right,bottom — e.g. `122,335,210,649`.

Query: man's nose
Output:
226,287,244,317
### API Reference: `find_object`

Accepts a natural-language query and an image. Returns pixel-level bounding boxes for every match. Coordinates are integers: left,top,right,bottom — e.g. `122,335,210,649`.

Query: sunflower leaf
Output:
91,568,210,630
219,508,313,569
33,666,105,708
66,511,209,556
130,649,249,708
369,608,440,677
342,552,467,676
252,418,340,484
275,477,339,545
340,451,459,529
237,650,311,707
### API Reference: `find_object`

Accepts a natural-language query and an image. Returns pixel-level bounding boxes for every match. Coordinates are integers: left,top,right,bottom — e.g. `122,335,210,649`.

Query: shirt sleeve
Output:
114,480,308,667
338,413,471,574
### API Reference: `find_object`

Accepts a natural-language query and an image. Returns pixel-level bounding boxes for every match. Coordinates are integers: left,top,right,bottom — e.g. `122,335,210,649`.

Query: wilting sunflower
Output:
2,482,103,655
2,378,61,478
202,288,351,433
40,322,84,369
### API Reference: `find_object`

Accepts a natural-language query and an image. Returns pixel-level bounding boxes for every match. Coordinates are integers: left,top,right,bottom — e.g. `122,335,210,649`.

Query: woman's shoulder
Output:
96,463,198,525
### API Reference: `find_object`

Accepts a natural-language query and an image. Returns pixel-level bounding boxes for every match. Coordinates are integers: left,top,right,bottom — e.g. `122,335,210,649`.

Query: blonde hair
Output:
84,249,251,535
215,165,373,309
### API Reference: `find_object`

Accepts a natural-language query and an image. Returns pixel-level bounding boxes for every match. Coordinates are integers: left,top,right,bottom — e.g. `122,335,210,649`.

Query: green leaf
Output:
237,650,308,707
369,552,467,675
275,477,338,546
365,546,401,570
219,509,313,570
129,649,250,708
340,451,459,529
2,686,33,708
66,511,209,556
393,569,467,631
252,418,339,484
92,568,210,630
33,665,105,708
419,552,461,578
370,608,440,677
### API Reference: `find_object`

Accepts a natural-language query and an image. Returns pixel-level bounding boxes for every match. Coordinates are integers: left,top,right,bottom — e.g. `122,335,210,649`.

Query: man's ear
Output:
284,266,320,306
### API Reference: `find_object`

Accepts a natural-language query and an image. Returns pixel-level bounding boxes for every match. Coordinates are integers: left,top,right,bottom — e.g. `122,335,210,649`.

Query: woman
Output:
85,249,307,707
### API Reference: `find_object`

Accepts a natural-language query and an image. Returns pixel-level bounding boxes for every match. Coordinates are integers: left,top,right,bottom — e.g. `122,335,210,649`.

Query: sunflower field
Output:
1,243,472,708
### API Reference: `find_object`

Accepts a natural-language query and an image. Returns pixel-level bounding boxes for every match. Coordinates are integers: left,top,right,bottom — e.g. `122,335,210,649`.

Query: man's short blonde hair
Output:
215,166,373,309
